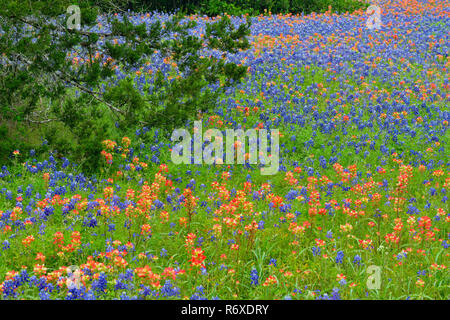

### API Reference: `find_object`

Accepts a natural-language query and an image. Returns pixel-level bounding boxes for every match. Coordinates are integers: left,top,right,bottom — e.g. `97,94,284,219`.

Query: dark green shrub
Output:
88,0,368,15
0,0,251,172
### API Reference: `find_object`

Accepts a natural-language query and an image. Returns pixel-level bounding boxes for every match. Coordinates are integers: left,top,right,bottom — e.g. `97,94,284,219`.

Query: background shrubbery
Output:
97,0,369,15
201,0,369,16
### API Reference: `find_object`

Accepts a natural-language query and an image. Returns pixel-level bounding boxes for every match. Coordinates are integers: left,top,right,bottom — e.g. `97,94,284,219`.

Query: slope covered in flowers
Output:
0,0,448,299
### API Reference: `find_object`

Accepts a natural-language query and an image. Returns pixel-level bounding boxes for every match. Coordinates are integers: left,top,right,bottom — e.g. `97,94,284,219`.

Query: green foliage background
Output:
96,0,368,15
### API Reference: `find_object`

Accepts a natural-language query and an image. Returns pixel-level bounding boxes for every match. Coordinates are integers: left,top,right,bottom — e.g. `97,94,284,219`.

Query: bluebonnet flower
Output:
353,255,362,266
196,237,204,247
331,288,341,300
396,252,407,260
417,270,427,276
161,280,181,298
66,286,86,300
119,292,136,300
190,285,207,300
39,290,51,300
258,220,265,230
250,268,259,286
114,279,132,291
335,251,344,264
312,246,321,256
2,240,10,250
92,272,108,294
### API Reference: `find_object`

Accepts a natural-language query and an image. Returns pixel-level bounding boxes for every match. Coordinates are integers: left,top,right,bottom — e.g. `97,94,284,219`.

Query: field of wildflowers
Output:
0,0,448,300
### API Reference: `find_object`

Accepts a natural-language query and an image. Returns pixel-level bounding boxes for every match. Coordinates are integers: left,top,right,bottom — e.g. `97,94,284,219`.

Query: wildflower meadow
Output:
0,0,448,301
